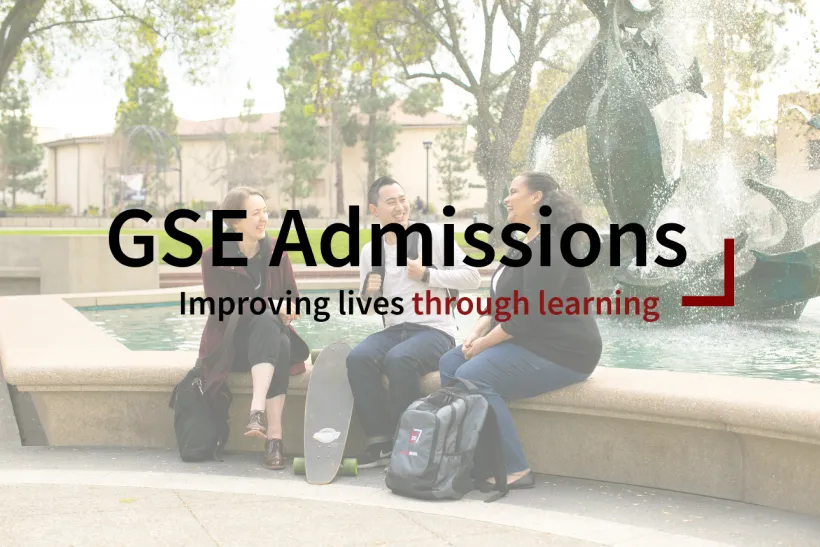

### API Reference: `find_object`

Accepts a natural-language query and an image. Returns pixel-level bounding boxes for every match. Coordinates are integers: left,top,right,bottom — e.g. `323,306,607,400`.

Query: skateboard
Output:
293,340,358,483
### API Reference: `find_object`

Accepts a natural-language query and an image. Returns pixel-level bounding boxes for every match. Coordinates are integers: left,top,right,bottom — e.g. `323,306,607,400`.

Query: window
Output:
809,140,820,171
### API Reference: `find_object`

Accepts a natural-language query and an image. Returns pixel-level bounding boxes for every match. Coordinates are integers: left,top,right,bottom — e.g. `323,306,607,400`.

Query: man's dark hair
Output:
367,176,403,206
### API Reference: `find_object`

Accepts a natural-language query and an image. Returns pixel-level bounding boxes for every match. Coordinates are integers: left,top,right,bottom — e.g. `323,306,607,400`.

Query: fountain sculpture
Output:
528,0,820,322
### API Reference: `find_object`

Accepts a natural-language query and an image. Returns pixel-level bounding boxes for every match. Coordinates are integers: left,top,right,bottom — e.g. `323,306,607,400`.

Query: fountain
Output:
527,0,820,322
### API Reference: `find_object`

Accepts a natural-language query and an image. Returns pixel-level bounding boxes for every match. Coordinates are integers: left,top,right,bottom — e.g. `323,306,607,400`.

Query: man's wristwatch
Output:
421,267,431,284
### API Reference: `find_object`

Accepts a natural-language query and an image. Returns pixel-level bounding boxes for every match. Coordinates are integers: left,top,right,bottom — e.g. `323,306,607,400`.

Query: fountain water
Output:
528,0,820,322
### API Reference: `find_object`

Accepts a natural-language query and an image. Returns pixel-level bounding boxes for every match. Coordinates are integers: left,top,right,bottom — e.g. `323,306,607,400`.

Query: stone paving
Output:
0,446,818,546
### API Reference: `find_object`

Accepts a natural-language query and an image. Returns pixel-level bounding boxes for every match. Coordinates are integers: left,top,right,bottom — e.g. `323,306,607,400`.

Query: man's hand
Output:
407,257,426,282
365,274,382,297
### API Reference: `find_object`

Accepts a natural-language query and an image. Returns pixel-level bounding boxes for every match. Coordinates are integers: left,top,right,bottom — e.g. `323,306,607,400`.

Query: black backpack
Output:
385,379,509,502
169,313,239,462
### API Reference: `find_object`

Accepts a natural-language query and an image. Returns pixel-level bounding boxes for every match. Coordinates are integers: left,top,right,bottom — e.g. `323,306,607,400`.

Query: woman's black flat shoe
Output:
478,471,536,492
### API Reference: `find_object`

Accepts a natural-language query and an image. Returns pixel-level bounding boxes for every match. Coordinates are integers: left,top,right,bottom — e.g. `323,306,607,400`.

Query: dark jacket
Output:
491,232,603,375
197,233,310,394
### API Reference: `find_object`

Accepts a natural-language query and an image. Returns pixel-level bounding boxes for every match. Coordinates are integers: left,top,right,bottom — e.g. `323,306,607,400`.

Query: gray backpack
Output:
385,379,509,502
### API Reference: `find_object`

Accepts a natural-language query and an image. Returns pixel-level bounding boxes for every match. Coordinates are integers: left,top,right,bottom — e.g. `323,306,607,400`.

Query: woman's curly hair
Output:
518,172,588,253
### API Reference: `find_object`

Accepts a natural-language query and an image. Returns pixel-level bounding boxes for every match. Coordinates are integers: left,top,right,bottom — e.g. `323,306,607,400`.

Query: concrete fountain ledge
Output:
0,294,818,519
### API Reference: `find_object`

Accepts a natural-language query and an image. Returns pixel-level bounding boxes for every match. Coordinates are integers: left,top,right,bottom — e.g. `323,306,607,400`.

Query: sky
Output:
25,0,820,142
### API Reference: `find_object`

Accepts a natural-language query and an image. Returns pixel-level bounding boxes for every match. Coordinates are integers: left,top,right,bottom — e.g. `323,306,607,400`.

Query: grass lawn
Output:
2,229,499,265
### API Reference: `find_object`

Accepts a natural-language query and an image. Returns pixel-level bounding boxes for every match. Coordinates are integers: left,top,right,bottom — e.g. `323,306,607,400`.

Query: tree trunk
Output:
366,111,376,187
332,105,345,216
366,81,378,186
0,0,48,92
473,115,511,244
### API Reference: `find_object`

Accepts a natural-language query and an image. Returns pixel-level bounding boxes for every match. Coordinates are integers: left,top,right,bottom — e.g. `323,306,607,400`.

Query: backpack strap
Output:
199,311,242,395
454,378,480,395
408,222,459,320
475,404,509,503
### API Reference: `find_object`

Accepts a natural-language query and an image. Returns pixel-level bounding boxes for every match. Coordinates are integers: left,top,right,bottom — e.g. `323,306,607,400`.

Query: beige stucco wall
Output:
44,141,108,215
44,124,488,218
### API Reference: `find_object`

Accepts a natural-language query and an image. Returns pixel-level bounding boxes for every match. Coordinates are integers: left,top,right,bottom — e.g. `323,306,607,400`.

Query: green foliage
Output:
0,0,236,91
114,37,178,207
225,82,276,190
357,83,399,182
694,0,806,141
434,128,470,205
277,31,323,208
0,72,46,207
275,0,439,193
401,82,444,116
0,203,71,215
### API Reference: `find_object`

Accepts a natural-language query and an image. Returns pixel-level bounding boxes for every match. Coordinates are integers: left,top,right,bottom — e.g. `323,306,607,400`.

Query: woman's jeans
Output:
439,342,590,474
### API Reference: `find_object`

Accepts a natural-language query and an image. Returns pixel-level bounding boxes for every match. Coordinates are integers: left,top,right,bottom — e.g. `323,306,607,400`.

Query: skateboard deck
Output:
295,340,357,484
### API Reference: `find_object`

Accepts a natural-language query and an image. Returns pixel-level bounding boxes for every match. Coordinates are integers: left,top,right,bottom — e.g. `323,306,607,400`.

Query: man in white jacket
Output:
347,176,481,468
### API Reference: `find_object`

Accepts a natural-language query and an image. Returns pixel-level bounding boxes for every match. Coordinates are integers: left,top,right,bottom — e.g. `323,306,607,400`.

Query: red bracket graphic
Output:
681,238,735,307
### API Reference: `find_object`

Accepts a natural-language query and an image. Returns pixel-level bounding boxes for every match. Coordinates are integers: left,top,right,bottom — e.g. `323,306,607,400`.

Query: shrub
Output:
8,204,72,216
301,204,321,218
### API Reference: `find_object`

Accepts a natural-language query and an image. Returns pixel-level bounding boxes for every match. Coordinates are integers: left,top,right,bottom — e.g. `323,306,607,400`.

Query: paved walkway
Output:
0,446,818,546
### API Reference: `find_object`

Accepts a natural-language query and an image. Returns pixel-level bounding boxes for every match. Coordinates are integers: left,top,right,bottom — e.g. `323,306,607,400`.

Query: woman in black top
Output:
439,172,603,489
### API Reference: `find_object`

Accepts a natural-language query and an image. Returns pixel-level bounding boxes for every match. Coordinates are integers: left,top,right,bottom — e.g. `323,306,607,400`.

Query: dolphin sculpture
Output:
584,0,675,232
784,103,820,130
743,178,820,254
614,234,820,323
529,35,705,140
528,0,705,168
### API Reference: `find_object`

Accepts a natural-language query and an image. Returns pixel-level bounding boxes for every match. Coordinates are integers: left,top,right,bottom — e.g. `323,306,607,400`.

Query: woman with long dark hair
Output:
438,172,603,489
197,186,310,470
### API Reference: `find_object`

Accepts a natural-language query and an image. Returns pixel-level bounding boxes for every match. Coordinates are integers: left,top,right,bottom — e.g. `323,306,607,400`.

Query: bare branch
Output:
28,16,130,37
437,0,479,89
106,0,163,37
538,57,572,73
499,0,523,40
479,0,500,86
401,0,454,52
489,65,517,92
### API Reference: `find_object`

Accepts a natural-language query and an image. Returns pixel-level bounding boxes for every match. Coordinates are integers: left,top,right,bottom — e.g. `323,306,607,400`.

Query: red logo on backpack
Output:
409,429,422,444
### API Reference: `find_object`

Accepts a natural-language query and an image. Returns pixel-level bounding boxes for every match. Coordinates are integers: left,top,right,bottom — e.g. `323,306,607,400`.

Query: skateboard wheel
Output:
341,458,358,476
293,457,306,475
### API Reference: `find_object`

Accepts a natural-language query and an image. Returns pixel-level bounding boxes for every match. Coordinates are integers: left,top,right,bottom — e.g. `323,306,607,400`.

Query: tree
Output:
225,82,276,190
694,0,805,147
434,127,470,205
0,70,44,207
276,1,351,214
114,36,178,209
277,31,323,209
347,75,400,186
384,0,591,233
276,0,436,210
0,0,236,92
